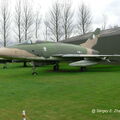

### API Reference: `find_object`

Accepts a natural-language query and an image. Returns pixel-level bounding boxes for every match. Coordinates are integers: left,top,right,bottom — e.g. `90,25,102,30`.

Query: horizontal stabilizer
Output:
69,60,98,67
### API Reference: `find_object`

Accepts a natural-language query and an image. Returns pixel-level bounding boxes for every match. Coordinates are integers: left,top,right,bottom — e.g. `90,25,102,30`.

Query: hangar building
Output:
62,27,120,55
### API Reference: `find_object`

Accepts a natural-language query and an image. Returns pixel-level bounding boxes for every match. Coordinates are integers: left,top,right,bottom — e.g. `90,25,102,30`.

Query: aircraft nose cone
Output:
0,48,13,57
0,47,36,59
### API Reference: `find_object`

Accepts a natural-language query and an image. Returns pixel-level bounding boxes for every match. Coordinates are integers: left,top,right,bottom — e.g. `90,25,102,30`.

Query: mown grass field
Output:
0,63,120,120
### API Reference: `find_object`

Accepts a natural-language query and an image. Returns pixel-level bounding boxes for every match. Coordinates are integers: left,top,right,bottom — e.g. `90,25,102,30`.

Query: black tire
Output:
80,67,86,72
53,63,59,71
23,62,27,67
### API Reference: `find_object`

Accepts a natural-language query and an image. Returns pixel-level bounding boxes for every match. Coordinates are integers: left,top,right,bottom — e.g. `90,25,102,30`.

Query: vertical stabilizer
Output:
81,28,101,49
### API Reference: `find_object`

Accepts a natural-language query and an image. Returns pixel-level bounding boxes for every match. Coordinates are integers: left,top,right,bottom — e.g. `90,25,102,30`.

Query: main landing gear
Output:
23,62,27,67
53,63,59,71
80,67,87,72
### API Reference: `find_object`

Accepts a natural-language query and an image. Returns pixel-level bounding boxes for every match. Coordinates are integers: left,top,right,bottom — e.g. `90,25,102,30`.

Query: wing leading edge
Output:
61,54,120,58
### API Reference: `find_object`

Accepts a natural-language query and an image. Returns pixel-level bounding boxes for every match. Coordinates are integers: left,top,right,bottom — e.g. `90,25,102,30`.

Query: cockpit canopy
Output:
11,40,56,47
20,40,33,45
20,40,55,45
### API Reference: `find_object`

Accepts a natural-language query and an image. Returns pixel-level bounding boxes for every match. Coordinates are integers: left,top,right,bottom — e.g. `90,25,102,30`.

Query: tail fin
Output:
81,28,101,49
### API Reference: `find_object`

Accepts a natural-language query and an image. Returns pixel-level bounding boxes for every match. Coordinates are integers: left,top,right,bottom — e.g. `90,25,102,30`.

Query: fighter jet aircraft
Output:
0,28,119,74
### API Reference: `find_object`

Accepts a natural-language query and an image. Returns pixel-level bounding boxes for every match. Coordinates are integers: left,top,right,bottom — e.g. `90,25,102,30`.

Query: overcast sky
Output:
0,0,120,43
31,0,120,29
8,0,120,29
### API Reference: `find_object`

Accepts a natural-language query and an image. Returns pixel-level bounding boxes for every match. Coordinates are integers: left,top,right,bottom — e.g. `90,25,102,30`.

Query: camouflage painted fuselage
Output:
6,42,96,61
11,42,87,57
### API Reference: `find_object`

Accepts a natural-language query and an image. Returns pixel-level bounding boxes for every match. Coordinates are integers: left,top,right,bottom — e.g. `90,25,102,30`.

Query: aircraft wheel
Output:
80,67,86,72
23,62,27,67
53,63,59,71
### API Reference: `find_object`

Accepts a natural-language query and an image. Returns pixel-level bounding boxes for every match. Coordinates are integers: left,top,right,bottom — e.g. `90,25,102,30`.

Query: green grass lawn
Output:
0,63,120,120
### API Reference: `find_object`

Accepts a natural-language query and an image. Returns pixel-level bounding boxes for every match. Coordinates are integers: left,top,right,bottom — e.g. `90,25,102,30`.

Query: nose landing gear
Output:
32,62,38,75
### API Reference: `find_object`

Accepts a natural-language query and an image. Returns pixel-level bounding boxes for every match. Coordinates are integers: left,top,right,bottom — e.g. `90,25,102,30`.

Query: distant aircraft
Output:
0,28,120,74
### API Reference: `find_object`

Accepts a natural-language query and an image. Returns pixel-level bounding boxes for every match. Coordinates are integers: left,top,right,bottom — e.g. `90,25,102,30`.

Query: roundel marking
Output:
43,47,47,52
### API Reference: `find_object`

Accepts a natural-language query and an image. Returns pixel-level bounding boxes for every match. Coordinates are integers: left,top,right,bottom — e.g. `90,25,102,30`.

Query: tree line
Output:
0,0,111,47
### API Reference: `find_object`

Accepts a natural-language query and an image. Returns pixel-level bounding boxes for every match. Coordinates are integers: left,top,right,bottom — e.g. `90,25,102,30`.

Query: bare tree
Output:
77,3,92,35
22,0,33,41
47,2,63,42
14,0,22,43
102,14,107,30
62,2,74,40
0,0,10,47
35,11,41,39
108,24,119,29
44,20,49,41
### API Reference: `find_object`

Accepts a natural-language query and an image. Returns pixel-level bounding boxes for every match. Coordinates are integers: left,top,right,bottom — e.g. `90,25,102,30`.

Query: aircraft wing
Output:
53,54,120,58
19,54,120,61
53,54,120,66
0,51,120,64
